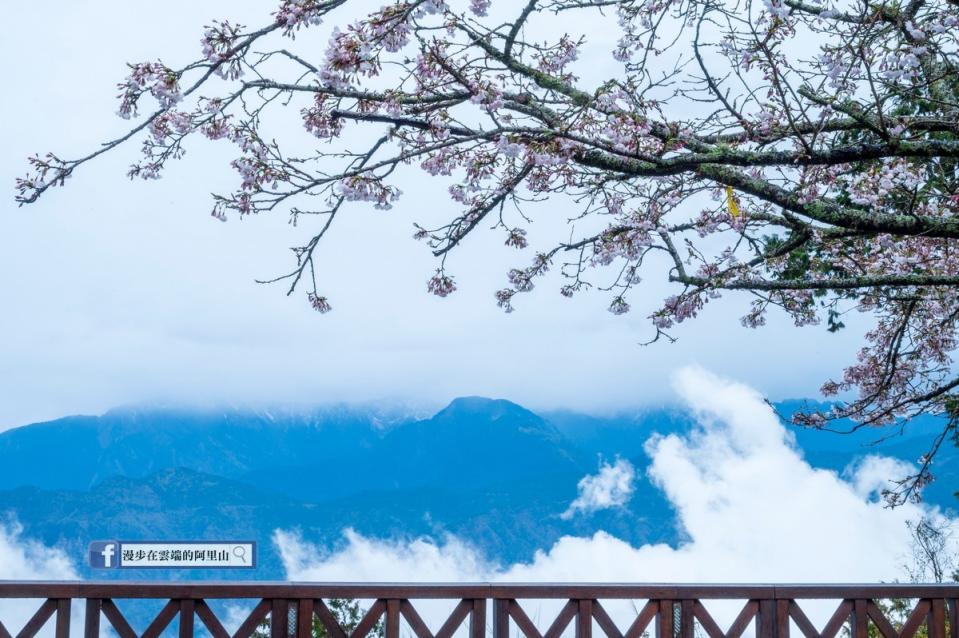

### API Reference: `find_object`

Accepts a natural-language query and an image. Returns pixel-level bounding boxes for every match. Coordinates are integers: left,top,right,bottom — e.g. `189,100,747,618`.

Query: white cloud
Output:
275,367,959,629
845,455,918,502
0,520,80,638
276,529,491,582
275,529,495,629
0,520,77,580
561,459,635,519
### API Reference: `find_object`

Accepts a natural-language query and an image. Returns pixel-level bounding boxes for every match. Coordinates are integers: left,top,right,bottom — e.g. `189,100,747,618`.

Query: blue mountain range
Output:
0,396,954,584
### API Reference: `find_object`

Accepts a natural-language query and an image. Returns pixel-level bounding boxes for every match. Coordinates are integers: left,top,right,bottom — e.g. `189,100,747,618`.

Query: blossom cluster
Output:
148,111,194,144
335,176,402,210
275,0,326,34
302,95,345,139
427,271,457,297
318,2,445,89
534,36,581,76
116,62,181,119
201,21,245,80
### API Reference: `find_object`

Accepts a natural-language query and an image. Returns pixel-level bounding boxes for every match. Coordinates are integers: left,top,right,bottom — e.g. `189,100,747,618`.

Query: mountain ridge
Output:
0,395,954,581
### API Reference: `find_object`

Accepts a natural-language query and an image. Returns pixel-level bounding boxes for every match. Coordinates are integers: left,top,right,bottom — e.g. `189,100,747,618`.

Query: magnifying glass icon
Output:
233,545,247,562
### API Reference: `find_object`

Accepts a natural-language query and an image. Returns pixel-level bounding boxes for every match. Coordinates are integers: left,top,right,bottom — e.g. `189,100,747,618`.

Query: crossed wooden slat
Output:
2,595,953,638
505,599,578,638
503,598,693,638
82,597,269,638
312,599,386,638
786,599,936,638
502,597,954,638
688,600,758,638
306,597,482,638
399,599,473,638
87,597,376,638
0,599,70,638
591,600,659,638
593,597,949,638
501,599,660,638
55,597,479,638
693,598,948,638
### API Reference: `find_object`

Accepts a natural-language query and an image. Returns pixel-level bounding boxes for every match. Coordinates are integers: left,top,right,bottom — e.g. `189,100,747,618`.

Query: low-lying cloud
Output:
0,520,77,580
561,458,636,520
276,366,959,628
0,520,79,637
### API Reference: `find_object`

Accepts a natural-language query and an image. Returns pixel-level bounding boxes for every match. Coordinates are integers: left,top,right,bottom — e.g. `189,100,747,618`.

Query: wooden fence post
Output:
657,600,674,638
84,599,101,638
493,599,509,638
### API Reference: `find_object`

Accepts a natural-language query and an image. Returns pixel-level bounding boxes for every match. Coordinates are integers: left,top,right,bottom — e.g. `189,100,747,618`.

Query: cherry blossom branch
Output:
14,0,959,499
673,274,959,291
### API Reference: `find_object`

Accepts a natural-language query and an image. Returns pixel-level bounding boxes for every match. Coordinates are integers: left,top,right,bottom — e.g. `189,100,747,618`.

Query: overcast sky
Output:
0,0,870,429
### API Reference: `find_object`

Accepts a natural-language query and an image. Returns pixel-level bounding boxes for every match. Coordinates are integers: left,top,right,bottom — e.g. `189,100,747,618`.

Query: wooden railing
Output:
0,583,956,638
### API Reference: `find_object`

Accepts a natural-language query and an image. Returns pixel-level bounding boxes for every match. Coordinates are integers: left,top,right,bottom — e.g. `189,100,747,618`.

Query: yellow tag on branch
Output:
725,185,741,219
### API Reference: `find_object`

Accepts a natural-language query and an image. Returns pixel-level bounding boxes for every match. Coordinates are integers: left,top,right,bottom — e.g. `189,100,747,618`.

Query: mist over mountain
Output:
0,395,954,583
0,403,418,492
